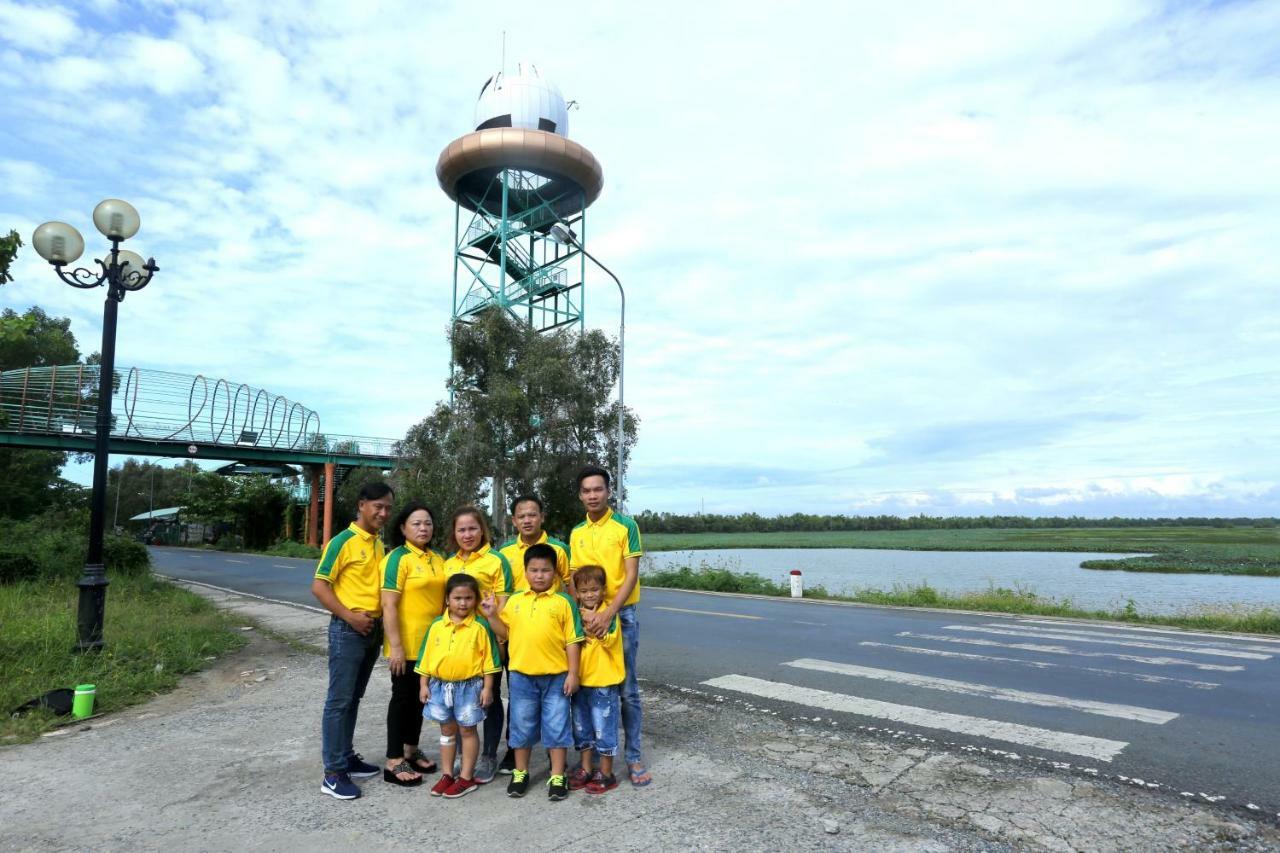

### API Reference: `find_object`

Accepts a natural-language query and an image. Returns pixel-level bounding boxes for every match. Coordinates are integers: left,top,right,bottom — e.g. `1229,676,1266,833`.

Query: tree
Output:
0,306,86,520
395,307,638,540
0,229,19,285
184,471,293,549
106,459,201,530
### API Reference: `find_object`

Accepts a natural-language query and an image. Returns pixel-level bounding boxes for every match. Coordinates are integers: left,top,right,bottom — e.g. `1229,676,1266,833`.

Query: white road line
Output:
795,621,827,627
652,606,764,621
858,642,1219,690
224,559,248,565
945,625,1269,660
783,658,1177,724
987,623,1279,654
703,674,1128,762
1015,619,1280,645
897,631,1245,673
272,564,293,569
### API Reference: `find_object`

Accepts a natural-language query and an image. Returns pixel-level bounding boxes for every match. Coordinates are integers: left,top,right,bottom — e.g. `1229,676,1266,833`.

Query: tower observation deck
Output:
436,63,603,332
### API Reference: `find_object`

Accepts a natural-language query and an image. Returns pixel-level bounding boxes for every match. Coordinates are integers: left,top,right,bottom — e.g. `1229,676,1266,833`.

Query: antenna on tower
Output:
501,30,506,76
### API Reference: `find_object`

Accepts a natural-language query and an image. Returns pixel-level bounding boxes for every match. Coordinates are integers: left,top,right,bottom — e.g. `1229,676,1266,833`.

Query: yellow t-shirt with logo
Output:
499,532,571,593
579,606,625,688
380,542,448,658
315,522,386,615
569,509,643,608
445,543,515,600
413,614,502,682
499,589,584,676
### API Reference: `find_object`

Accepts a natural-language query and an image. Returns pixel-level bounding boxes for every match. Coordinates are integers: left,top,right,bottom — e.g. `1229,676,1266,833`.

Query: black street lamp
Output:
32,199,159,652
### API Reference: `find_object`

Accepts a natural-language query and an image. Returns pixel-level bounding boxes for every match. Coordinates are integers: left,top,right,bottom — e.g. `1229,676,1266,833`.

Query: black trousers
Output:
483,667,504,757
386,664,424,759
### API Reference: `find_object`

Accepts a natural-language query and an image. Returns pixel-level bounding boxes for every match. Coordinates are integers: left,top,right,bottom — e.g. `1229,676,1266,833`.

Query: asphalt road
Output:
153,546,1280,814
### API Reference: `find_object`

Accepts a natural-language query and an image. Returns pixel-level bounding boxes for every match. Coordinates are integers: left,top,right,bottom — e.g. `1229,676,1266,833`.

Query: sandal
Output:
567,765,591,790
383,760,423,786
407,749,438,775
628,762,653,787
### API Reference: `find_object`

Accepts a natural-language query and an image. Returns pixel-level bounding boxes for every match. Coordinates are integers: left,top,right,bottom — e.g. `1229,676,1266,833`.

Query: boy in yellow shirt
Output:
481,543,583,801
566,564,624,794
415,574,502,800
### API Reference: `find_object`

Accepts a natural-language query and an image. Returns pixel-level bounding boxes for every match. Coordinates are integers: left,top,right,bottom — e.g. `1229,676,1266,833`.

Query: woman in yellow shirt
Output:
443,506,514,783
380,501,448,786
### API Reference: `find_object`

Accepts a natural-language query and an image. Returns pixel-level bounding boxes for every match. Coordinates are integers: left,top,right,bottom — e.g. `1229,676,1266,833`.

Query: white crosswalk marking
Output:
858,641,1220,689
1015,619,1280,645
984,623,1278,654
783,658,1178,723
897,631,1245,672
703,674,1129,762
944,625,1270,660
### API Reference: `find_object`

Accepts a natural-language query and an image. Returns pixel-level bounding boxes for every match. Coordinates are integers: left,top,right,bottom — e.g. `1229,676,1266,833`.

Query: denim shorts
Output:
507,671,572,749
572,685,620,757
425,676,486,727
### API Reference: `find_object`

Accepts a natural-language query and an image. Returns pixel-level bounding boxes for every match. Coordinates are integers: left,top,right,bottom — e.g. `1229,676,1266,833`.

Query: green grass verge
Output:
644,527,1280,577
0,574,247,743
643,565,1280,635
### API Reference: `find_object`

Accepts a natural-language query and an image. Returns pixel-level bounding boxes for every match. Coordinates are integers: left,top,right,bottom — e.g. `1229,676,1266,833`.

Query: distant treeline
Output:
634,512,1280,534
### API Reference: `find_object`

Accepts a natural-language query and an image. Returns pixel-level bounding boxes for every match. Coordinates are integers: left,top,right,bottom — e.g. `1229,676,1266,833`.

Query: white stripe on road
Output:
897,631,1245,672
783,658,1177,724
994,623,1280,653
272,564,293,568
224,559,248,564
652,606,764,621
703,674,1128,762
1015,619,1280,645
858,642,1219,690
945,625,1269,660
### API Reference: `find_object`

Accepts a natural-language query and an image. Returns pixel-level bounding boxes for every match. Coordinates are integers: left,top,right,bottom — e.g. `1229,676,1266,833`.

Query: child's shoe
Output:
507,769,529,798
429,774,455,797
567,766,591,790
547,773,569,801
442,777,478,799
584,770,618,795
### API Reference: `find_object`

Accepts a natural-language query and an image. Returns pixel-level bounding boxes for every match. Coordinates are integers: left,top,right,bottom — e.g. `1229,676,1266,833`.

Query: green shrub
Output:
0,514,151,583
0,550,40,584
264,540,322,560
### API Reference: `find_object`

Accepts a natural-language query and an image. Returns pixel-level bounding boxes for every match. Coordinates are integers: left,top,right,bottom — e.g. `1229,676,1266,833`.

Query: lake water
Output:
642,548,1280,615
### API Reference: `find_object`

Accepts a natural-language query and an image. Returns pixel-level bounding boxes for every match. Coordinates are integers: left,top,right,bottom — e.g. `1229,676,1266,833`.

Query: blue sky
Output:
2,0,1278,517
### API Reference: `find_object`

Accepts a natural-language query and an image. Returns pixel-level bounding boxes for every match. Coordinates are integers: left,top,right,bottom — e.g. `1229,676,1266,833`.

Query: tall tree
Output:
0,229,20,285
395,307,637,540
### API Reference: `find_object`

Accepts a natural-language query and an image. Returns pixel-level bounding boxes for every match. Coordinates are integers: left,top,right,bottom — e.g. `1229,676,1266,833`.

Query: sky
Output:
1,0,1278,518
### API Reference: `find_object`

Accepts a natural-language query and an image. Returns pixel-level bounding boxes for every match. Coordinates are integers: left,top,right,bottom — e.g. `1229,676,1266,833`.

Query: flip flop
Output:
628,763,653,787
383,760,423,786
408,749,438,774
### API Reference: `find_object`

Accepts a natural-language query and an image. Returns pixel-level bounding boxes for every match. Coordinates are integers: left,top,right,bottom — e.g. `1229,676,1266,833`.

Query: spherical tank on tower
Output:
438,62,604,333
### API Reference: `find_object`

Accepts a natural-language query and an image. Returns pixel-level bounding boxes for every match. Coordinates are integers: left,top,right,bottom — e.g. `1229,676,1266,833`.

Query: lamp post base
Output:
75,567,109,652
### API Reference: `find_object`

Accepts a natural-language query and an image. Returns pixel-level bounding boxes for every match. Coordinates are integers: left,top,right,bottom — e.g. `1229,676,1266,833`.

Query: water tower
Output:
436,63,603,331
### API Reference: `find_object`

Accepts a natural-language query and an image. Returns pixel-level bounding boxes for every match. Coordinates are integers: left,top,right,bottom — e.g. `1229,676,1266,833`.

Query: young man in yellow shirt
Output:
312,482,394,800
569,465,651,787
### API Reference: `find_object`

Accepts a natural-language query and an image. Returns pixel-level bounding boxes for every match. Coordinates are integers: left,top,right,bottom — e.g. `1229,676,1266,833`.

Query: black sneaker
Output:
547,773,568,801
507,768,529,798
498,749,516,775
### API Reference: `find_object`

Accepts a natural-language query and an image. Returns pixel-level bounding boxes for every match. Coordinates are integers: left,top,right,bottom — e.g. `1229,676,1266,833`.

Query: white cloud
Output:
2,0,1278,517
0,0,78,54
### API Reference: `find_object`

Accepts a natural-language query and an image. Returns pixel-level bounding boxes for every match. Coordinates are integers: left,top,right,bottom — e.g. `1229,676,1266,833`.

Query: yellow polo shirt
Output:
500,589,584,676
579,606,625,688
445,543,515,600
499,532,571,593
413,614,502,682
315,522,386,615
380,542,448,658
569,509,643,607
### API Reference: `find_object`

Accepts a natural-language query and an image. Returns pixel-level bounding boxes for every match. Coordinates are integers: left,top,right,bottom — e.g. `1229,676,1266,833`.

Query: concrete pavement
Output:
3,577,1277,851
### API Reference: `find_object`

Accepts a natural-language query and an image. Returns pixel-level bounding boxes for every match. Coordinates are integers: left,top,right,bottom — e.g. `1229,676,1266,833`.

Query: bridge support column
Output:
322,462,335,545
307,466,320,548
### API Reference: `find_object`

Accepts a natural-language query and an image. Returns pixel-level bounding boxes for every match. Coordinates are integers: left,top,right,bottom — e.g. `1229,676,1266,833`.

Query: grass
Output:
0,574,247,743
645,527,1280,576
643,563,1280,635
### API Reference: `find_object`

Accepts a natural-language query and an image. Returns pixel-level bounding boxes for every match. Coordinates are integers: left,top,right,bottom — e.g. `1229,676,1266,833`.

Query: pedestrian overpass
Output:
0,364,400,545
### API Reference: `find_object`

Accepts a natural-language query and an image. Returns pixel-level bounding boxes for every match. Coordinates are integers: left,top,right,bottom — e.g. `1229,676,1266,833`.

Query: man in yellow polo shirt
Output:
568,465,651,787
312,482,393,800
500,494,572,593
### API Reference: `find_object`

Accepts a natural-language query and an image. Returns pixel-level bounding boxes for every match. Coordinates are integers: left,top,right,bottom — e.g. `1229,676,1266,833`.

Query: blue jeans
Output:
426,676,486,727
619,604,643,765
508,671,572,749
572,685,620,757
322,616,382,773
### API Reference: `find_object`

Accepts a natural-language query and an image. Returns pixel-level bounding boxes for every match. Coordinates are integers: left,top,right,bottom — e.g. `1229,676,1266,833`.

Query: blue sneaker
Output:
344,753,379,779
321,772,360,800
